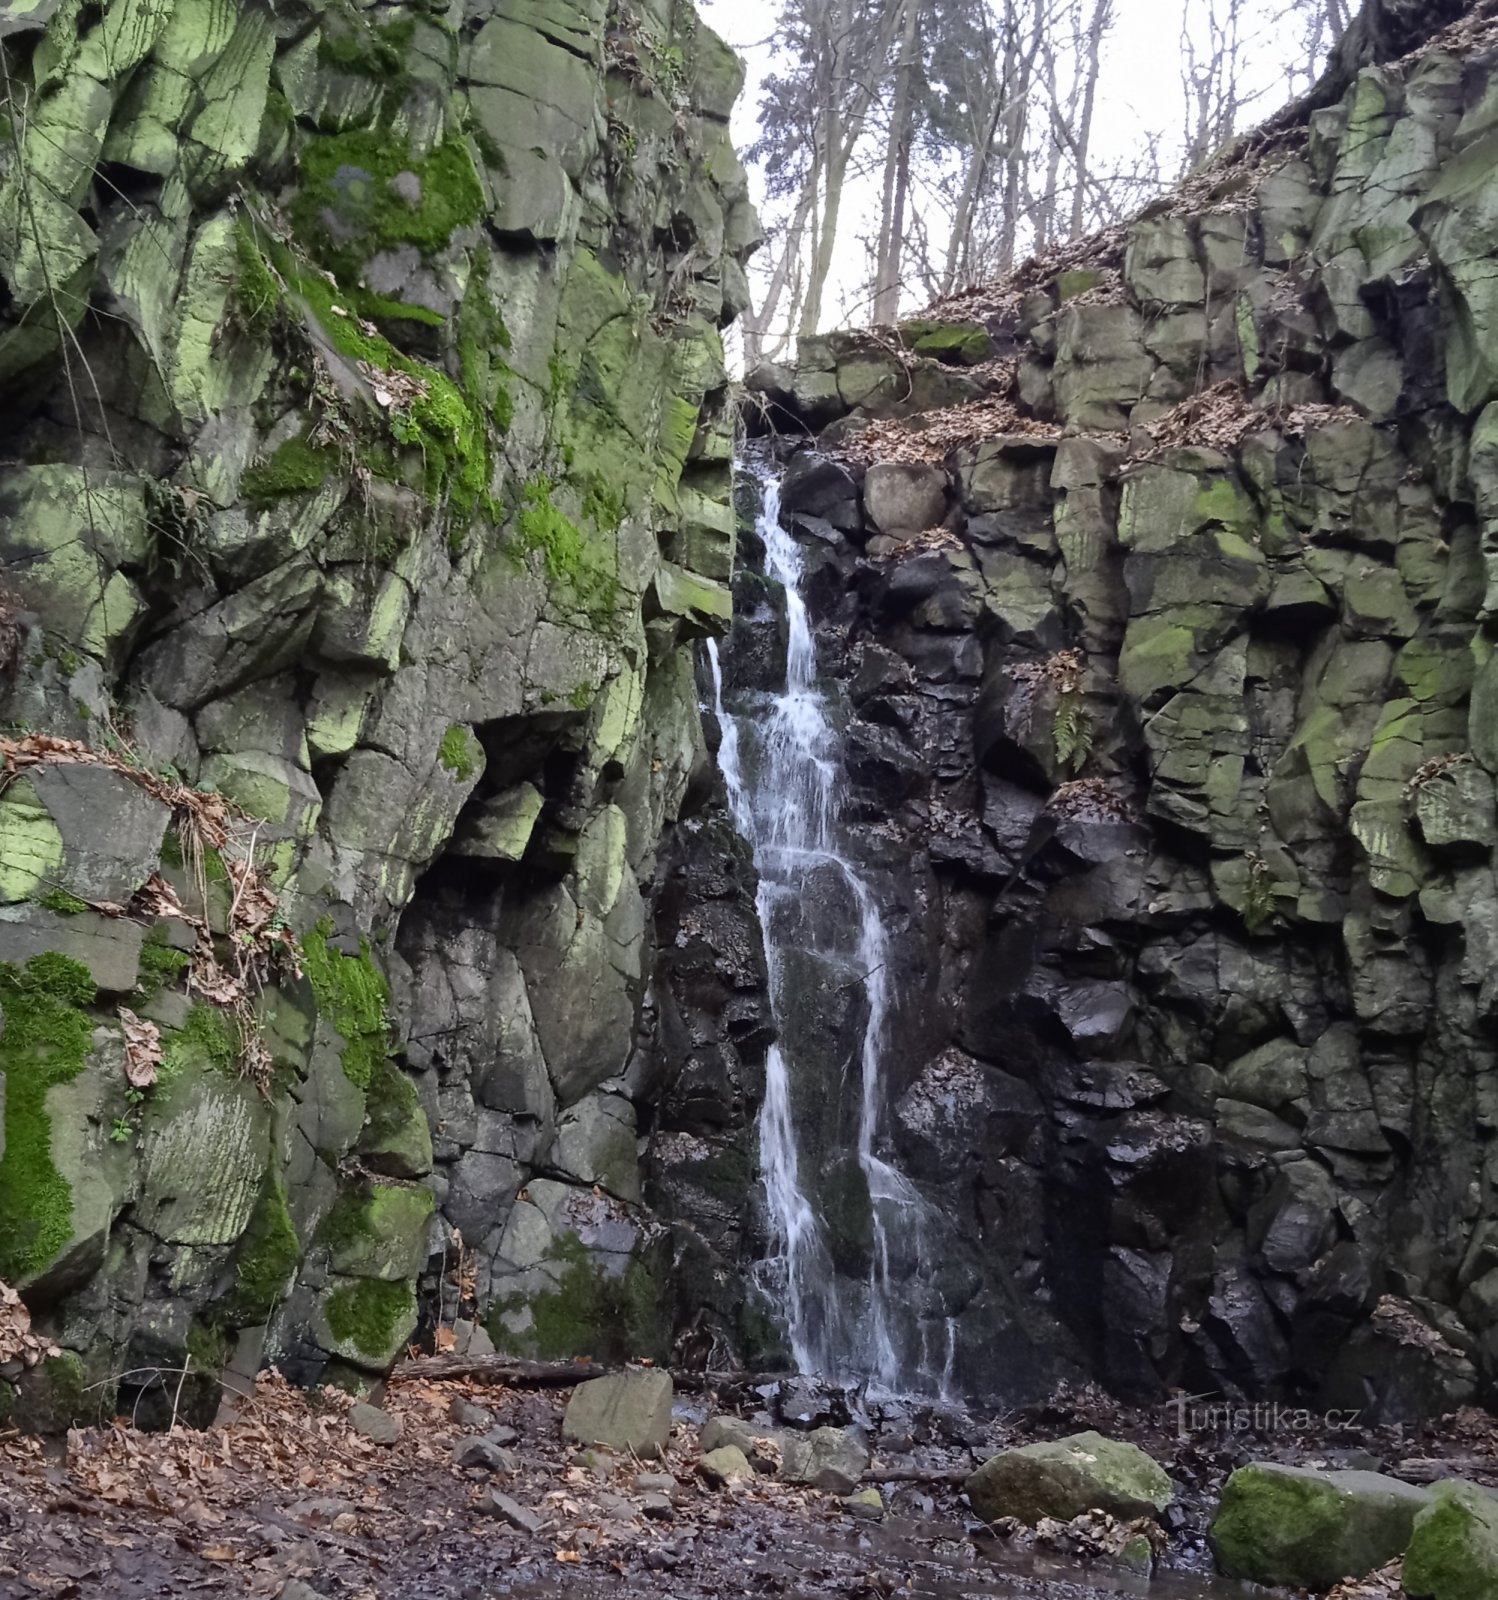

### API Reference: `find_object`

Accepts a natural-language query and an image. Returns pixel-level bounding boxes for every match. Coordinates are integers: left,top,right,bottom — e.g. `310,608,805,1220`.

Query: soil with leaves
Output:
4,1355,1498,1600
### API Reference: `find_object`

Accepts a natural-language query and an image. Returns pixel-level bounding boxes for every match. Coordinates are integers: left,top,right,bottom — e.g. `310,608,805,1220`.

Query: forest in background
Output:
721,0,1354,358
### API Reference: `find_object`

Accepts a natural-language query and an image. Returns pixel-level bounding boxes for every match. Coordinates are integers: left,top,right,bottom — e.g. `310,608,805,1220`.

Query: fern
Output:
1053,688,1093,775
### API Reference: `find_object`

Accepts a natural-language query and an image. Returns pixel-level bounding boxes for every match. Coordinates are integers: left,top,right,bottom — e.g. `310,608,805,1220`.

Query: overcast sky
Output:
701,0,1315,334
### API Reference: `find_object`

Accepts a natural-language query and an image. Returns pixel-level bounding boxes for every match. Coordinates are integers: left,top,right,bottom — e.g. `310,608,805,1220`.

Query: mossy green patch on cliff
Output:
0,954,97,1282
325,1275,415,1359
222,1167,301,1326
280,261,491,514
35,888,87,915
242,436,336,507
136,941,191,999
162,1002,240,1079
514,475,620,622
488,1234,665,1362
290,130,484,286
234,220,282,333
438,724,479,781
300,919,390,1090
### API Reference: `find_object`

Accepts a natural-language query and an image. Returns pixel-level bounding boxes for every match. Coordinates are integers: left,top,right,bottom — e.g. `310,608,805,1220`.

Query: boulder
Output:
699,1444,753,1484
562,1370,673,1460
964,1431,1173,1526
780,1426,870,1495
1402,1481,1498,1600
863,462,947,539
1209,1462,1431,1588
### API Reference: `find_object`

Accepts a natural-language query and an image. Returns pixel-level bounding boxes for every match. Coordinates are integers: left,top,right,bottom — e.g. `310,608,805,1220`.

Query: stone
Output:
639,1491,674,1519
699,1444,753,1485
842,1488,884,1520
1209,1463,1432,1588
634,1471,678,1498
863,463,948,539
453,1432,518,1472
562,1371,673,1460
475,1490,543,1534
781,1426,871,1495
965,1432,1174,1527
1402,1480,1498,1600
449,1396,495,1431
348,1403,402,1446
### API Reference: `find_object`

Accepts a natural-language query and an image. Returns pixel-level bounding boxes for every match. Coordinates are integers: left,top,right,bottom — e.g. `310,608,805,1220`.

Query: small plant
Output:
1242,852,1276,934
109,1118,133,1144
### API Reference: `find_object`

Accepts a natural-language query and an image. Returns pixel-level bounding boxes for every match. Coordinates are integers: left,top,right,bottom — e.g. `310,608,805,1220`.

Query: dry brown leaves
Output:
1047,778,1135,824
0,1281,60,1370
1370,1295,1467,1359
1329,1560,1403,1600
1011,649,1084,693
834,395,1062,467
0,733,298,1091
1134,380,1363,462
117,1008,162,1089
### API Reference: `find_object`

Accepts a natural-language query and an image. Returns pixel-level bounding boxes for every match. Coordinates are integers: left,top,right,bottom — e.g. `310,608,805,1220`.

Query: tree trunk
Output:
872,0,919,325
1069,0,1109,237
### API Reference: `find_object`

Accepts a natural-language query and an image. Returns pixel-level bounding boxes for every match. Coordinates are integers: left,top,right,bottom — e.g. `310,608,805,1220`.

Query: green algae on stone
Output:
513,475,621,621
242,436,336,506
289,129,484,286
318,1181,433,1280
1403,1480,1498,1600
299,918,390,1090
438,724,480,782
0,954,98,1282
161,1002,240,1078
488,1233,666,1363
325,1275,416,1361
35,888,88,915
221,1166,301,1326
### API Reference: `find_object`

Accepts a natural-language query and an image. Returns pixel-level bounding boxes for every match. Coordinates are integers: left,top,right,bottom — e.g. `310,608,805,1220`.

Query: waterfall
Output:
707,455,944,1396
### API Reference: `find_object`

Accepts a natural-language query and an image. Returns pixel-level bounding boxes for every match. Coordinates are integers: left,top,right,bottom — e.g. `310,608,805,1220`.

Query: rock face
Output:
0,0,769,1425
1210,1462,1431,1588
964,1431,1173,1527
731,3,1498,1415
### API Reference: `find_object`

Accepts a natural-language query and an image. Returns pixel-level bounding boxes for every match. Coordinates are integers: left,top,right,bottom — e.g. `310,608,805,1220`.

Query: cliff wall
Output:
0,0,769,1425
742,2,1498,1419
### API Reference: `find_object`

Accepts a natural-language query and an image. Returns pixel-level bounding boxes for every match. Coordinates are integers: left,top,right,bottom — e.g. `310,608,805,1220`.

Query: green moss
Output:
138,942,190,991
0,955,97,1282
489,1233,666,1363
901,320,991,364
299,918,390,1090
362,1056,421,1148
325,1275,415,1359
514,475,620,622
35,888,87,915
184,1319,231,1373
222,1168,301,1327
235,220,282,333
438,723,478,781
242,436,336,507
162,1003,240,1078
279,257,489,513
1402,1483,1498,1600
290,129,484,287
160,830,185,870
316,13,414,79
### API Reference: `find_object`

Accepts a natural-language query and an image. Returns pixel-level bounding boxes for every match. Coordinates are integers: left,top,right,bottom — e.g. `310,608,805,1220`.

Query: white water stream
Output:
707,458,944,1395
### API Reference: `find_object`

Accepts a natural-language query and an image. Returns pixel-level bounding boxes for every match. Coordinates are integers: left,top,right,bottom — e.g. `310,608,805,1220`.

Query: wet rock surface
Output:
727,1,1498,1420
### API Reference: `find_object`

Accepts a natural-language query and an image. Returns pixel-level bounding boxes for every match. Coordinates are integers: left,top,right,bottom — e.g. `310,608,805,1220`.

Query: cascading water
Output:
707,455,948,1396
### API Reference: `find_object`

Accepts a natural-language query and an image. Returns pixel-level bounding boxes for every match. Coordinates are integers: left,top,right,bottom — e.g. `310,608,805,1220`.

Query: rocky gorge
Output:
4,0,1498,1566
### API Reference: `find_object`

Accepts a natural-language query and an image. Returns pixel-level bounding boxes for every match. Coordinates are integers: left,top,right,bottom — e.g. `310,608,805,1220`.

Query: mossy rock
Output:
220,1167,302,1327
1402,1480,1498,1600
318,1181,433,1281
317,1275,419,1370
11,1350,103,1433
898,319,993,365
0,955,98,1283
965,1431,1173,1526
1209,1463,1431,1588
